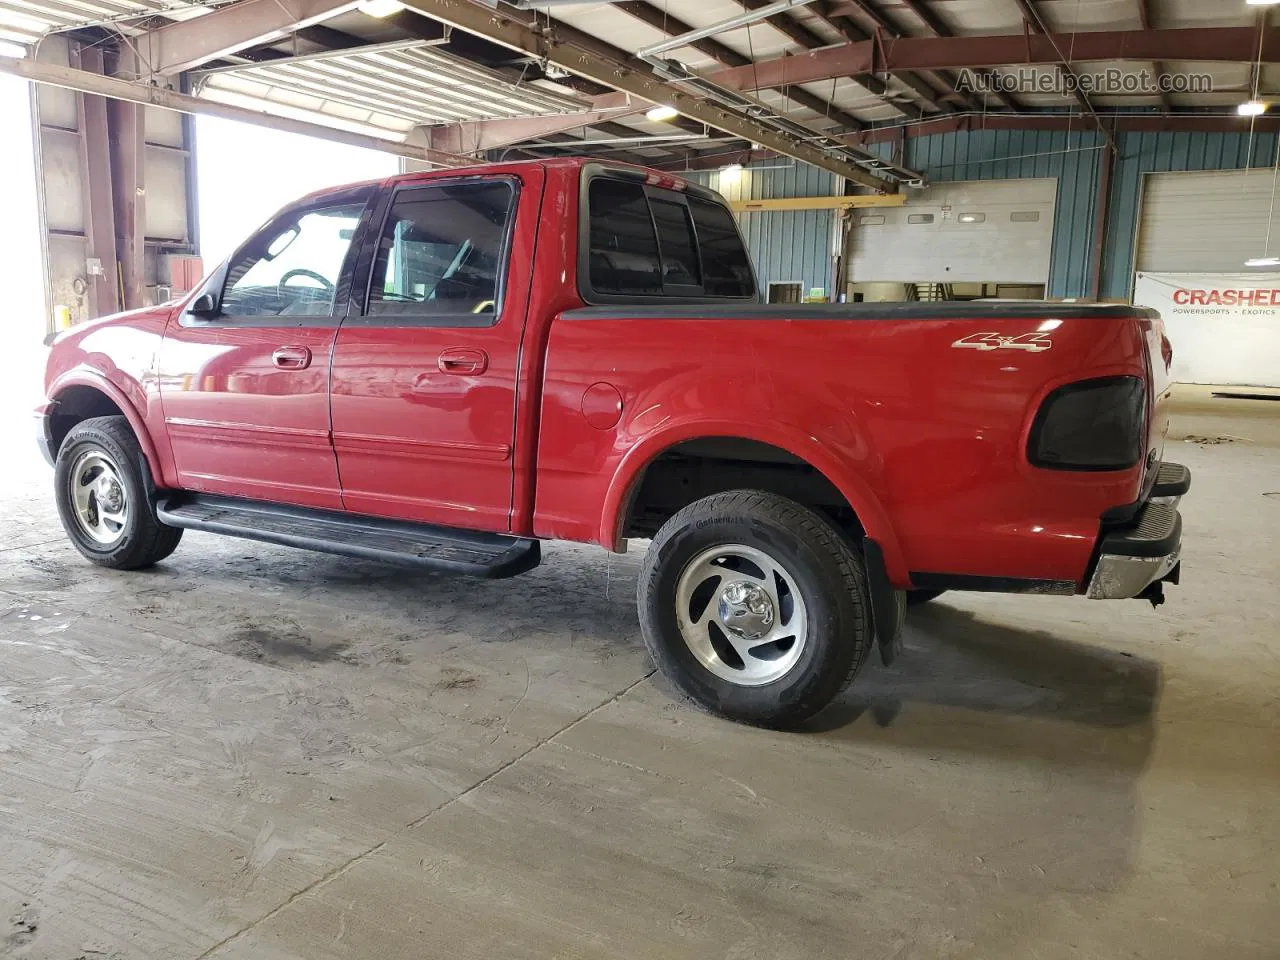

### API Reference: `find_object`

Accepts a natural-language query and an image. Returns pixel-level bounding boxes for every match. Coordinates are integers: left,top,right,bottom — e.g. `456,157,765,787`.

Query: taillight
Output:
1028,376,1146,471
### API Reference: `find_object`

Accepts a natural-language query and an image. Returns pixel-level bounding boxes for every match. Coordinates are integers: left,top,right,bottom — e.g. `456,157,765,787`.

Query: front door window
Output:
221,203,366,318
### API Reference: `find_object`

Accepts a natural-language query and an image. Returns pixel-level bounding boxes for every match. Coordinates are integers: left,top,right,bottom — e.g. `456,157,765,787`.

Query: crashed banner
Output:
1133,272,1280,387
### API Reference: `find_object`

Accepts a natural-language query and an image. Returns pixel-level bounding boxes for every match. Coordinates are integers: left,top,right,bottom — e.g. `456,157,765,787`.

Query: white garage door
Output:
1135,169,1280,387
1137,168,1280,272
848,178,1056,285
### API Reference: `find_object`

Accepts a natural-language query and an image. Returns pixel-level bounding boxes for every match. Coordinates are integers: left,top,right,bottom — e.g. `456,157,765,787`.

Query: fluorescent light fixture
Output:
1246,0,1280,6
645,105,679,122
1244,256,1280,267
958,212,986,223
1238,100,1268,116
720,163,744,177
357,0,405,17
0,40,30,58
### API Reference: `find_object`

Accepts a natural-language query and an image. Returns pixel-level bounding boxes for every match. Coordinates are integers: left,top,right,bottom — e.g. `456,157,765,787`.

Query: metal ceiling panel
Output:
194,40,588,138
0,0,232,45
547,0,814,71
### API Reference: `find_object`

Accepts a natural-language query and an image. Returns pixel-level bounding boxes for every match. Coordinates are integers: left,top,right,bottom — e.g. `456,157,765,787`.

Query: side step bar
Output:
1096,501,1181,559
1151,461,1191,500
156,494,541,579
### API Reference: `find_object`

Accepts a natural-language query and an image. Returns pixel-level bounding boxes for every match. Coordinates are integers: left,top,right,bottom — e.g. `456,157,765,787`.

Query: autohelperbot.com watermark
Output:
956,67,1213,96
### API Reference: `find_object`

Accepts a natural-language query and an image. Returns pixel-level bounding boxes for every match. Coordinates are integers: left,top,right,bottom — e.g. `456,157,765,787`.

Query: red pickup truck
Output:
39,158,1188,727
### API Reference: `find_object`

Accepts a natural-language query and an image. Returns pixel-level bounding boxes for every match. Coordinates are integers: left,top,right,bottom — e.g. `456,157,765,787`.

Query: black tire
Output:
638,490,873,728
906,588,945,607
54,416,183,570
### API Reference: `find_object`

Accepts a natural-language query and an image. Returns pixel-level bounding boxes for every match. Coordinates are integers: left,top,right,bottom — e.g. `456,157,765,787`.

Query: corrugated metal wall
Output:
867,128,1106,298
689,162,836,297
1101,131,1279,298
702,127,1280,302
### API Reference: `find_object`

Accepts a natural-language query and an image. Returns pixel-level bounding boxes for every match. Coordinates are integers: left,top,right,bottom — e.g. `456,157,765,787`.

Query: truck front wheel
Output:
638,490,873,727
54,416,183,570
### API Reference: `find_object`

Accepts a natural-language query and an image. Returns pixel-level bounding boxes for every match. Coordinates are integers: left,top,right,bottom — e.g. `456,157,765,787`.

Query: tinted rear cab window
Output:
585,177,755,301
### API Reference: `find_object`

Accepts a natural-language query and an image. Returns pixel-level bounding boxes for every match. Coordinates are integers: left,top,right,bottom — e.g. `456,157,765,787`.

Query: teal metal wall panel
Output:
896,128,1105,298
827,127,1105,297
685,127,1279,302
1100,131,1280,299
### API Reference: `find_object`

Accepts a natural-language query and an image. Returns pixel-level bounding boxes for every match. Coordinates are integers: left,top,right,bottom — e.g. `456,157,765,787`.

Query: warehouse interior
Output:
1,0,1278,956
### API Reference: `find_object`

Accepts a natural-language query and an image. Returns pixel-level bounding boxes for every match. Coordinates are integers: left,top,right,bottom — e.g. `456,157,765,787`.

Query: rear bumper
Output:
1087,462,1189,600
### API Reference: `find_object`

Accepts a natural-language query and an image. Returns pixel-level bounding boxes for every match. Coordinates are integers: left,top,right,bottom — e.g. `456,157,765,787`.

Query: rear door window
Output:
649,198,701,288
585,176,756,300
366,179,517,323
586,179,662,295
688,197,756,298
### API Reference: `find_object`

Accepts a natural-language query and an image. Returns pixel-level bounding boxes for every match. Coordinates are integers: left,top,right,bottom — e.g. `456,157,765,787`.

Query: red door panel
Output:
331,171,541,531
158,190,371,508
159,324,340,507
331,326,519,528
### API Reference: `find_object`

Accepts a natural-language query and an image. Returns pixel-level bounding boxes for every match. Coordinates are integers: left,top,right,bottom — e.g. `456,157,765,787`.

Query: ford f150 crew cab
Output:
38,158,1189,727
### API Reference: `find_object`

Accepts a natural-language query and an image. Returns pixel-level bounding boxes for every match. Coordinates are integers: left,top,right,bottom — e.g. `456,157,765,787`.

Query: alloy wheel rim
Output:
674,543,808,686
69,449,129,546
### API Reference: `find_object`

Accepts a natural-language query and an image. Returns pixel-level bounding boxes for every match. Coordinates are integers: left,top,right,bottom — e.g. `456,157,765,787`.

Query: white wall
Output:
195,116,399,267
0,73,48,471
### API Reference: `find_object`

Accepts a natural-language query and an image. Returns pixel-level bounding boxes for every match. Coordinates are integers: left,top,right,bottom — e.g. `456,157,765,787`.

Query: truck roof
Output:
294,156,700,206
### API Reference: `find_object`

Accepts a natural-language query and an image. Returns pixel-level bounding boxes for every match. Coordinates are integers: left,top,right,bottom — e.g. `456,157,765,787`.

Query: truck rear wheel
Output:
638,490,873,727
54,416,183,570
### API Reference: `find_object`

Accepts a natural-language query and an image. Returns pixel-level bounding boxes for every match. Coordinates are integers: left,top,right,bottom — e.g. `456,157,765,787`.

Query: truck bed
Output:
561,302,1159,321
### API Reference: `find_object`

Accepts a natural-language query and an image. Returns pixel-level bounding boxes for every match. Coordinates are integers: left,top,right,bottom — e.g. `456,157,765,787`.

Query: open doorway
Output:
0,73,47,461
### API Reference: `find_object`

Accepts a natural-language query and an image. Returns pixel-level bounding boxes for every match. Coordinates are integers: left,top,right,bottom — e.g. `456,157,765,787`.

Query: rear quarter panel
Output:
535,311,1151,589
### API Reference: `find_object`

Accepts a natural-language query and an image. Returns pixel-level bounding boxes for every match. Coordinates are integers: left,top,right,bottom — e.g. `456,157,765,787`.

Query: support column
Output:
1090,139,1115,302
107,51,146,309
69,44,120,318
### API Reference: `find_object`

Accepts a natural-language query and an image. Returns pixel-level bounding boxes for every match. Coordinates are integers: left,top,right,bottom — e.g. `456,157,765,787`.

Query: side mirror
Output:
189,292,218,316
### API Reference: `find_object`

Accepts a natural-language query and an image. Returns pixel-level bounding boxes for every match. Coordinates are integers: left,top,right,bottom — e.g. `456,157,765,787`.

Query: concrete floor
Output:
2,379,1277,960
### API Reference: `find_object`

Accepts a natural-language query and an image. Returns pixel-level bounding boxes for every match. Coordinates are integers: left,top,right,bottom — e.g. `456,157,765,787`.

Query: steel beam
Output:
838,112,1280,143
1090,143,1114,301
107,94,145,309
882,0,1017,110
730,194,907,212
133,0,363,76
616,0,867,129
707,27,1280,91
657,110,1280,170
1011,0,1116,153
69,44,120,318
724,0,919,122
422,92,639,154
0,54,475,168
1134,0,1172,110
398,0,906,190
812,0,970,112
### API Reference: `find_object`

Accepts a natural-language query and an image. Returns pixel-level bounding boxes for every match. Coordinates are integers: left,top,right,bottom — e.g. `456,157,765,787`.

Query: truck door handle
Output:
437,348,488,376
272,346,312,370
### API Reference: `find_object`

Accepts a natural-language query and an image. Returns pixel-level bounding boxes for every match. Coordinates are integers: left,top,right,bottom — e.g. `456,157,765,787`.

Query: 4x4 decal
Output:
951,332,1054,352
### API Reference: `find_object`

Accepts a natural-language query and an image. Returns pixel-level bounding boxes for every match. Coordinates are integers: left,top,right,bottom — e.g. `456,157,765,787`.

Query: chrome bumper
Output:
1087,539,1181,599
1086,466,1187,601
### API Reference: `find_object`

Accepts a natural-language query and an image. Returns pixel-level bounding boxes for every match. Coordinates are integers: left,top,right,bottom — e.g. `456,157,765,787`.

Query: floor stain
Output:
224,626,352,667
